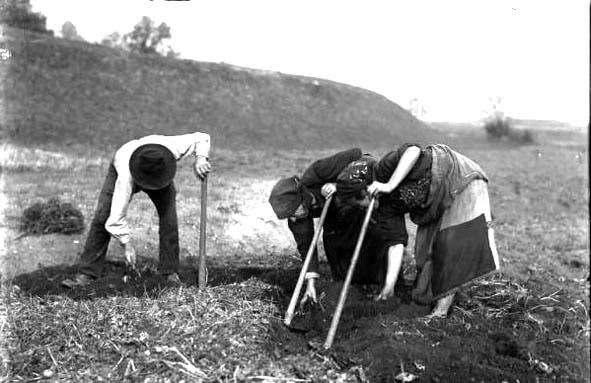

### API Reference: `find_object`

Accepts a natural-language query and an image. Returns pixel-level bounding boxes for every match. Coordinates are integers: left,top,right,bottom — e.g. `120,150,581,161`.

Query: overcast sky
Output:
31,0,589,126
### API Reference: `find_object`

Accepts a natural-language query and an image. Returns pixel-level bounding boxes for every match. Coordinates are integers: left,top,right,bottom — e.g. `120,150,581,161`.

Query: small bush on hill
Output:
20,197,84,235
484,114,511,140
484,114,534,144
60,21,84,41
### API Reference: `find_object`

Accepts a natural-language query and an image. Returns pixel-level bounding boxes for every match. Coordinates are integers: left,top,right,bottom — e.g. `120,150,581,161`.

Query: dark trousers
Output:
79,164,179,277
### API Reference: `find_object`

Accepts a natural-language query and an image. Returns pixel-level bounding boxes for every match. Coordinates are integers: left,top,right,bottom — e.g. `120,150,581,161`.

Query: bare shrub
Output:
484,114,512,140
484,115,535,144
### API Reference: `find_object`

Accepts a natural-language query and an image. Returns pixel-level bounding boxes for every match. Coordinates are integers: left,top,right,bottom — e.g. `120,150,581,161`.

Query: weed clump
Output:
20,197,84,235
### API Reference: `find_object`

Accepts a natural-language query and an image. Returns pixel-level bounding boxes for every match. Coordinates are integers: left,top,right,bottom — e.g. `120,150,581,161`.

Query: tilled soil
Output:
11,257,590,382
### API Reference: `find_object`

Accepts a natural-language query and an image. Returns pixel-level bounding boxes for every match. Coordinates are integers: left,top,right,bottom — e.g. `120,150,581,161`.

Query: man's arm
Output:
287,217,320,277
288,216,320,306
105,171,134,246
301,148,362,187
182,132,211,159
194,155,211,179
104,169,137,268
192,133,211,179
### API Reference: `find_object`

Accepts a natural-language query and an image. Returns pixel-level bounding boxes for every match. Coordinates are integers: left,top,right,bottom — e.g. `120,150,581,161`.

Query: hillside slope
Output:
1,26,443,151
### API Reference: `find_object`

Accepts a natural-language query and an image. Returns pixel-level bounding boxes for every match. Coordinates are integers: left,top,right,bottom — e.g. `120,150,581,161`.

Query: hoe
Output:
198,176,208,289
284,195,333,327
324,196,376,349
283,195,377,349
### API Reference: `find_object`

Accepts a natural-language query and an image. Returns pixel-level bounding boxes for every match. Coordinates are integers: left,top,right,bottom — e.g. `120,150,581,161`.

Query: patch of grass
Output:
0,143,107,173
3,279,359,381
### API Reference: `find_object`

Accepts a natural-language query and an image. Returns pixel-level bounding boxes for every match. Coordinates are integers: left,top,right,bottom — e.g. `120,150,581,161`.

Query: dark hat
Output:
269,176,303,219
129,144,177,190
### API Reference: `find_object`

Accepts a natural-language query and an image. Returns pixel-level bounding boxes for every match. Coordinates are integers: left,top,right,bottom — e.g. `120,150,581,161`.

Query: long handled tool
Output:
324,196,376,349
198,176,208,289
284,195,333,327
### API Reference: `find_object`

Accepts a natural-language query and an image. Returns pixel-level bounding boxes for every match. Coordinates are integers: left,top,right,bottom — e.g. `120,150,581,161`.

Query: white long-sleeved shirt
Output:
105,133,211,245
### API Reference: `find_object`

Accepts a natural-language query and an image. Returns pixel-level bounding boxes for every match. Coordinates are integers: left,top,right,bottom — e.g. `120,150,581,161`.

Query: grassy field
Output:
0,24,589,382
1,130,589,382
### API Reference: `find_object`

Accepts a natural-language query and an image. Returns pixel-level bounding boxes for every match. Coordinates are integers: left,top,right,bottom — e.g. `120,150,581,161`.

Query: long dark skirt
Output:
412,179,500,303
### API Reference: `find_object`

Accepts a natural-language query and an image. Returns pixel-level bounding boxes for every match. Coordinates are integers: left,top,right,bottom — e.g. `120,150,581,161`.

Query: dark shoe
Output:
61,273,93,288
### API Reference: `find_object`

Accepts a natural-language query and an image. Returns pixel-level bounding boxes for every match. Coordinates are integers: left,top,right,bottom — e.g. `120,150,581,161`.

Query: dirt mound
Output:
11,256,297,300
19,197,84,236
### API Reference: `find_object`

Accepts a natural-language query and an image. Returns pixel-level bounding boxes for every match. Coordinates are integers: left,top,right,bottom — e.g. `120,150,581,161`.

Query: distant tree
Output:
61,21,84,41
160,44,179,59
100,32,124,49
101,16,179,58
124,16,172,56
0,0,52,34
407,97,427,120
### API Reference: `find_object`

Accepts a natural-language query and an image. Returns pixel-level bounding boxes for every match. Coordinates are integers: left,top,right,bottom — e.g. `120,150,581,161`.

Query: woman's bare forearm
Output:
383,146,421,192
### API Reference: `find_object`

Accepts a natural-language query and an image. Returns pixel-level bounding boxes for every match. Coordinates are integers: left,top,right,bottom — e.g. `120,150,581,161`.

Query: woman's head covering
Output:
129,144,177,190
336,156,377,201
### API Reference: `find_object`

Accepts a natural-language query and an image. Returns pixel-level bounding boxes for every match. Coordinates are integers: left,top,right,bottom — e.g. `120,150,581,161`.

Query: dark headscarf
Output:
336,156,377,201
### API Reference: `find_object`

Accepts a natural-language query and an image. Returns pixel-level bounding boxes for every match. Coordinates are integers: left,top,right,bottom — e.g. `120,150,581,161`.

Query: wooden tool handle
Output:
284,195,333,326
324,196,376,349
198,176,208,289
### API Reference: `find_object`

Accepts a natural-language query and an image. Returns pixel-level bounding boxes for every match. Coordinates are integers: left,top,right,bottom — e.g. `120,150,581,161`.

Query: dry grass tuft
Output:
455,273,590,339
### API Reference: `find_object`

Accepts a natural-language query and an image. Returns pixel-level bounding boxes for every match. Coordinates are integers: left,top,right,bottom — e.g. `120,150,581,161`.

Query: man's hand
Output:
194,156,211,179
320,183,336,198
124,242,137,270
299,278,318,308
367,181,391,197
